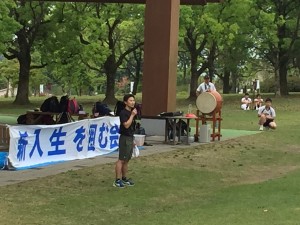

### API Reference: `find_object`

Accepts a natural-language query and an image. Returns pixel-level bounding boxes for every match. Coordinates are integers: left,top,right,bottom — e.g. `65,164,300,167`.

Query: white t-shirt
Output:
241,97,252,104
258,106,276,118
196,82,216,94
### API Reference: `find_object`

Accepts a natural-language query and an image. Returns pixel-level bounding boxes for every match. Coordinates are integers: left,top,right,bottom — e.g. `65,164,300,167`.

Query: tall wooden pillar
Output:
142,0,180,116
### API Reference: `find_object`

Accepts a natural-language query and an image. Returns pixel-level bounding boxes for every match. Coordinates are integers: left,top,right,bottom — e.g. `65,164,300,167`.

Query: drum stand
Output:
194,109,222,142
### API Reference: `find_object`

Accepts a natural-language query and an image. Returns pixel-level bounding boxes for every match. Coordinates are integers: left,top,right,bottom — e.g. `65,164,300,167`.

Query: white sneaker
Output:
259,125,263,131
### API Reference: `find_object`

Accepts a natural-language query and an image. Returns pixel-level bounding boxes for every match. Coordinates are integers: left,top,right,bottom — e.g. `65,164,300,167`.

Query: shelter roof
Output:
39,0,222,5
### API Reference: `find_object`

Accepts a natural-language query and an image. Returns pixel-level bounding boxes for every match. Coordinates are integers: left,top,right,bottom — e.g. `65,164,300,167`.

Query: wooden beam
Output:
35,0,221,5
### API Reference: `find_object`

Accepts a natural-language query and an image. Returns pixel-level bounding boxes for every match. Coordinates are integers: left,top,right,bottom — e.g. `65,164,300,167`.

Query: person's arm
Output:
266,108,276,120
123,109,137,129
196,84,202,96
258,108,262,117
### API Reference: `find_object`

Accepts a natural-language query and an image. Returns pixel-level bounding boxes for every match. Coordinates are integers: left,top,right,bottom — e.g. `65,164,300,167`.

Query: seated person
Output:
92,101,113,117
254,94,263,110
258,98,277,131
241,93,252,110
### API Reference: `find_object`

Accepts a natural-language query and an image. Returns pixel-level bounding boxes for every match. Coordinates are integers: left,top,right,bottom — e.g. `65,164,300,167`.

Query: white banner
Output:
8,117,120,168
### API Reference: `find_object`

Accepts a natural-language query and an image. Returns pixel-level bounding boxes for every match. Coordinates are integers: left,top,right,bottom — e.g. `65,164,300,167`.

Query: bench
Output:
25,111,89,125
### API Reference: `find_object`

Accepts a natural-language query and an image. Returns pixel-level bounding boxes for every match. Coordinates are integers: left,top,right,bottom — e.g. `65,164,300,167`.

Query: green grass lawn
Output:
0,93,300,225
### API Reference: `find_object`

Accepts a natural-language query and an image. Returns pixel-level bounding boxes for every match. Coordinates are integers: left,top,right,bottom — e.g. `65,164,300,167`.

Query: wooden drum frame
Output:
195,91,223,142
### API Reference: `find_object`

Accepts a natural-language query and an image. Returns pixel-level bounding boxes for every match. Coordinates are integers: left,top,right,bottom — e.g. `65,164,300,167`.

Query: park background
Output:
1,1,300,224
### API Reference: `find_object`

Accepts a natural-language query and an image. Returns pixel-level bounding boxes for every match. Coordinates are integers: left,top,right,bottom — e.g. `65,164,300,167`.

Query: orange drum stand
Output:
194,91,223,142
194,109,222,142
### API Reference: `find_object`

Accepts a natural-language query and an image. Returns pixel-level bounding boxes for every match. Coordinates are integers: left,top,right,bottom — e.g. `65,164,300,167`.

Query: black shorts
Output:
118,135,133,161
263,119,274,127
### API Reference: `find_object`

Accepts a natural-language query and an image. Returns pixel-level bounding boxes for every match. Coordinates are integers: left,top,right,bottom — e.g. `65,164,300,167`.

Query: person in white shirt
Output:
254,94,263,110
241,93,252,110
196,75,216,96
258,98,277,131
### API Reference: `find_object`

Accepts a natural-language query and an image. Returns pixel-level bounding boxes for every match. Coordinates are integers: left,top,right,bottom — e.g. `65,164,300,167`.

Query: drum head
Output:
196,92,217,114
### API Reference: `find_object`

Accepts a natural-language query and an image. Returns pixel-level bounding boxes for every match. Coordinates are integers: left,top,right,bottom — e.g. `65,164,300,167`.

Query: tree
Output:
0,1,21,53
2,1,51,104
77,3,144,104
253,0,300,96
0,58,19,97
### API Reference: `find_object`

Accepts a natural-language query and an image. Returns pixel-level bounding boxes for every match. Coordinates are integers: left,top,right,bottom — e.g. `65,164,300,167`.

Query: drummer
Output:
196,75,216,96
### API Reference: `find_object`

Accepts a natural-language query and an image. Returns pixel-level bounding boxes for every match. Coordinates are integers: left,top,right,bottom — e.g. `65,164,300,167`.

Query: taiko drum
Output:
196,91,223,114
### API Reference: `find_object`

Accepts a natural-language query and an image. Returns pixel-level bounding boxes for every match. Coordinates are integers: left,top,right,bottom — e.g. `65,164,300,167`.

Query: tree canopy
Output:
1,0,300,104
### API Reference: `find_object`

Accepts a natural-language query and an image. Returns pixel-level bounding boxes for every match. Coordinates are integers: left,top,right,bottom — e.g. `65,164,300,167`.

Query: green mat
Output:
220,129,259,139
190,127,259,140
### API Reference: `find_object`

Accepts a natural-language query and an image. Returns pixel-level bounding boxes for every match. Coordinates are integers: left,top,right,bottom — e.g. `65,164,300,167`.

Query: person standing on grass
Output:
113,94,137,188
258,98,277,131
196,75,216,96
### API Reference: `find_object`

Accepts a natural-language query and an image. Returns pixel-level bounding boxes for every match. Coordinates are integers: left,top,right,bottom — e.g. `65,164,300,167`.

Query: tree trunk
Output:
279,62,289,95
103,71,117,104
132,61,141,95
14,58,31,104
274,67,280,96
187,47,201,100
13,36,31,105
231,70,239,93
222,68,230,94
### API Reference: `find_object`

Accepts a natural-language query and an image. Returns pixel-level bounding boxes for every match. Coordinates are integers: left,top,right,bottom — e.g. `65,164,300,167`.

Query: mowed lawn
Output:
0,93,300,225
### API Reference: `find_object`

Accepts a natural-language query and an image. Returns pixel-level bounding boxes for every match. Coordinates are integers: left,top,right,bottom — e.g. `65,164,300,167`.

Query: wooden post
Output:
142,0,180,116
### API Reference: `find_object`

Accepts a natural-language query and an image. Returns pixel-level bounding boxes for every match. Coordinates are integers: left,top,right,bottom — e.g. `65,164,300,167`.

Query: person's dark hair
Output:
123,94,135,102
256,94,261,97
265,98,272,102
245,93,249,96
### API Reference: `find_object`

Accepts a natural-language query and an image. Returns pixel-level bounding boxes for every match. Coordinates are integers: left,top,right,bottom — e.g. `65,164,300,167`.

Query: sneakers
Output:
113,178,135,188
122,178,135,186
259,125,263,131
113,179,125,188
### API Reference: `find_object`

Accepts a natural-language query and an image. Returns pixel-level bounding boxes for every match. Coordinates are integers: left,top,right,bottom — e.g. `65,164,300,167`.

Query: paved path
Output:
0,136,202,187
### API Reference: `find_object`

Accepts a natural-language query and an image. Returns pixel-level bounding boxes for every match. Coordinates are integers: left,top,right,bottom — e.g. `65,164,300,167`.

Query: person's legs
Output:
115,160,124,180
269,121,277,129
121,161,134,186
114,135,134,187
259,114,267,130
113,160,125,188
121,161,128,179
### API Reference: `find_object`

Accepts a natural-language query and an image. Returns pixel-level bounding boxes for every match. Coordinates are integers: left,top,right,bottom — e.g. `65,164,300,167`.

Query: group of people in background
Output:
241,93,264,110
240,93,277,131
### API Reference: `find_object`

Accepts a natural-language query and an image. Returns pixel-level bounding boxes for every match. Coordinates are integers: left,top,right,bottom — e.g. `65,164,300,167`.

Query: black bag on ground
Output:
17,114,27,124
114,100,125,117
57,95,72,124
40,96,61,113
59,95,69,113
